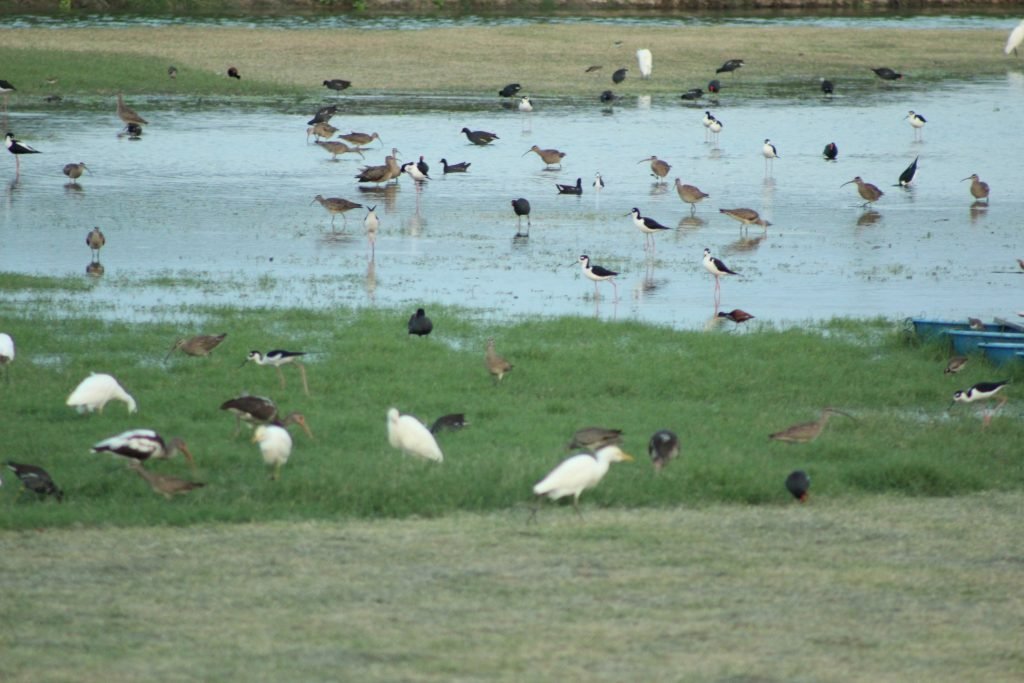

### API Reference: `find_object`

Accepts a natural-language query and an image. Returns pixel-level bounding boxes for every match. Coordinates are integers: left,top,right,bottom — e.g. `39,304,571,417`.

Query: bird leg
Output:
611,280,619,302
297,362,310,397
275,365,287,390
572,498,584,519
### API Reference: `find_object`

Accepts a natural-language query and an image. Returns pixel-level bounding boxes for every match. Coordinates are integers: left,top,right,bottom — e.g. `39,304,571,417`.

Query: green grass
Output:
1,496,1022,682
0,299,1021,530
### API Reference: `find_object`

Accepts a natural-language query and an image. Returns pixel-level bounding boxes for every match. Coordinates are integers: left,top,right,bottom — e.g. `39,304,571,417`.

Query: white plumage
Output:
636,48,652,79
252,424,293,479
1005,19,1024,56
533,445,634,513
518,95,533,112
387,407,443,462
66,373,137,414
0,332,14,364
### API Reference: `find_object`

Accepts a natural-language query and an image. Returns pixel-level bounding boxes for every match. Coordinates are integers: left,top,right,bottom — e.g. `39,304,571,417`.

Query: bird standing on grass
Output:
770,407,854,443
165,333,227,360
91,429,196,468
408,308,433,337
66,373,137,414
227,66,241,80
485,338,513,383
950,380,1010,428
323,78,351,91
252,424,292,480
387,408,444,462
129,461,205,500
785,470,810,502
531,445,634,519
244,350,311,396
6,461,63,502
648,430,679,473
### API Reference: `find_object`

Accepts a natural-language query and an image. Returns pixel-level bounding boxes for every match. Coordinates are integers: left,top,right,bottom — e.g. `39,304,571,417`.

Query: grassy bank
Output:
0,23,1012,101
1,496,1022,682
0,287,1022,529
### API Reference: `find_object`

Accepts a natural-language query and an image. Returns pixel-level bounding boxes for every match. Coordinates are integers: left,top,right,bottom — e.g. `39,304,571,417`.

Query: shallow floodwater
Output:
2,75,1024,329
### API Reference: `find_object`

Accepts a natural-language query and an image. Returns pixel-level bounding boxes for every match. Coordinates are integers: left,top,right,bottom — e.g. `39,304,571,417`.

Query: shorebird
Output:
702,247,737,307
165,333,227,360
577,254,619,299
612,67,628,84
841,176,884,207
899,157,919,187
316,140,365,160
5,132,40,173
637,155,671,183
702,111,717,142
872,67,903,80
485,338,513,384
85,227,106,260
531,445,633,519
680,88,703,101
770,407,853,443
339,131,382,146
63,162,89,184
518,95,533,112
116,93,148,132
461,128,498,145
401,161,429,182
708,116,723,144
323,78,351,91
762,139,780,174
719,208,771,231
944,356,969,375
950,380,1010,428
592,172,605,192
128,461,205,500
91,429,196,468
823,142,838,161
648,429,679,474
785,470,810,502
245,349,311,396
355,152,401,185
717,309,755,325
511,198,531,233
6,461,63,502
568,427,623,452
556,178,582,195
820,77,834,96
364,205,379,257
439,158,470,174
408,308,433,337
430,413,467,434
311,195,363,229
227,66,241,80
961,174,990,203
905,110,927,140
524,145,565,169
716,59,744,74
306,121,338,142
498,83,521,98
675,179,709,214
387,408,443,462
629,207,671,253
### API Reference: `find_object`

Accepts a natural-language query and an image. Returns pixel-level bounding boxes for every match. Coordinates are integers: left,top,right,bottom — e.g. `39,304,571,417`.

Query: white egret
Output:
636,48,652,79
386,408,443,462
66,373,137,414
1005,19,1024,56
532,445,634,517
252,424,293,479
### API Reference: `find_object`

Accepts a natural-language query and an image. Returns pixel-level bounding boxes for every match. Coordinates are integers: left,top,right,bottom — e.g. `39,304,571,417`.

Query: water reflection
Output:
856,210,882,227
86,261,105,277
723,233,766,255
677,215,705,233
969,202,989,224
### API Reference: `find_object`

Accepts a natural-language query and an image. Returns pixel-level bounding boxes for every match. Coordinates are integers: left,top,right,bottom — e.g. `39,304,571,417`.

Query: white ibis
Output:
531,445,634,519
1005,19,1024,56
386,407,443,462
244,350,310,396
253,424,292,479
91,429,195,468
66,373,137,414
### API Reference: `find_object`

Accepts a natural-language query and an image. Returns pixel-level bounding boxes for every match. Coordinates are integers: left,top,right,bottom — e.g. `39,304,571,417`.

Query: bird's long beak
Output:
521,149,532,157
840,180,853,187
164,342,179,361
636,158,650,164
959,176,972,182
300,420,315,440
947,399,957,410
309,198,317,205
180,445,196,468
237,358,250,368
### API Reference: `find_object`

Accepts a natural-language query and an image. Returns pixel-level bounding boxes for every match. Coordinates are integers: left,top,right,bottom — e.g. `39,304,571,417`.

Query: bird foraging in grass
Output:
785,470,810,502
408,308,433,337
648,430,679,473
485,338,513,384
66,373,137,414
531,445,634,519
387,408,443,462
430,413,468,434
950,380,1010,428
770,407,854,443
253,424,292,480
91,429,196,469
6,461,63,502
129,461,205,500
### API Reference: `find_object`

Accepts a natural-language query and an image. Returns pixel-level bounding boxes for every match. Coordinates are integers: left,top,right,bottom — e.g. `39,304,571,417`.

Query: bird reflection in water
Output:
364,258,376,304
86,261,105,277
357,183,399,213
856,210,882,227
723,232,766,256
969,201,988,224
677,215,705,234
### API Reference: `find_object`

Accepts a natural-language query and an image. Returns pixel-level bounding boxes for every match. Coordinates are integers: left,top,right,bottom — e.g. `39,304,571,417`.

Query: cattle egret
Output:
91,429,195,467
386,407,443,462
532,445,634,517
636,49,652,79
66,373,137,414
253,424,293,479
1005,20,1024,56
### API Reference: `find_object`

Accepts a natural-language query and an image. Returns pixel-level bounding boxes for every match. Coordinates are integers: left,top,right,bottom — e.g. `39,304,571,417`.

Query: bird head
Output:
169,438,195,466
283,412,315,440
164,339,186,361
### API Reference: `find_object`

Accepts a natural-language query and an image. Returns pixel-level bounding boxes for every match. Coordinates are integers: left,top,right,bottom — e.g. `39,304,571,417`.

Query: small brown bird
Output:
719,207,771,231
841,176,884,207
485,338,513,383
717,309,755,324
944,356,969,375
86,227,105,258
339,131,382,146
227,66,241,80
960,174,990,203
637,155,671,183
675,179,709,214
568,427,623,452
165,333,227,360
63,162,89,184
129,460,205,500
770,407,854,443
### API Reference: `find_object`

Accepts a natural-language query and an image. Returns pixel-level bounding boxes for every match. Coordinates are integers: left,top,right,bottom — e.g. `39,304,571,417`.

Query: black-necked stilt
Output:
944,356,969,375
872,67,902,81
167,65,178,79
556,178,582,195
307,104,338,125
5,132,40,173
716,59,744,74
703,247,737,308
91,429,196,468
518,95,533,112
577,254,619,299
531,445,634,520
430,413,468,434
638,155,671,183
841,176,884,207
245,349,311,396
498,83,521,98
905,110,926,140
785,470,810,502
416,156,430,178
524,145,565,169
636,49,652,78
599,90,620,105
702,111,716,142
950,380,1010,427
680,88,702,101
823,142,838,161
401,161,429,182
1006,19,1024,55
323,78,351,91
63,162,89,184
128,461,205,500
708,79,721,94
408,308,433,337
762,139,779,173
364,205,379,257
961,174,990,203
6,461,63,502
592,172,605,192
567,426,623,452
439,158,470,174
166,333,227,360
227,66,241,80
387,408,444,462
648,429,679,474
461,127,498,145
629,207,671,252
317,140,365,161
355,151,402,185
612,67,628,84
116,93,148,130
312,194,363,229
708,117,723,144
511,198,531,233
485,338,513,383
0,79,15,115
719,207,771,231
339,131,381,146
306,121,338,142
898,157,919,187
820,77,834,96
86,227,105,260
770,407,853,443
66,372,137,414
717,308,755,324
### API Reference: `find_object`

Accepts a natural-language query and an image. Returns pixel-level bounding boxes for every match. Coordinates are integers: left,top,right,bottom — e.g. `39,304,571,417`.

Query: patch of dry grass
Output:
1,494,1021,682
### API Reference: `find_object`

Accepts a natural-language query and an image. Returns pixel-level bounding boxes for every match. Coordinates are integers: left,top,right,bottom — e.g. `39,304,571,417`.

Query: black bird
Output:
823,142,838,161
439,158,470,174
716,59,744,74
612,68,628,84
4,132,41,173
227,66,241,80
461,128,498,145
323,79,351,91
648,430,679,474
898,156,919,187
430,413,468,434
556,178,583,195
707,79,721,94
785,470,810,502
416,156,430,178
820,77,834,96
511,198,531,232
121,122,143,139
498,83,521,98
584,65,603,73
599,90,620,104
167,66,177,79
6,461,63,502
872,67,902,81
680,88,703,101
308,104,338,125
408,308,433,337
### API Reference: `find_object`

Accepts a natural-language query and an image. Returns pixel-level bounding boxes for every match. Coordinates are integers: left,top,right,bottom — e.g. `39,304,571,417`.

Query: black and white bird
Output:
823,142,838,161
762,138,780,173
680,88,703,101
819,77,834,96
716,59,744,74
905,110,926,140
0,79,15,115
408,308,433,337
592,172,605,192
430,413,468,434
703,247,737,309
629,207,671,253
363,205,379,257
401,161,429,182
702,111,717,142
518,95,533,112
5,132,41,173
416,156,430,178
6,461,63,502
785,470,810,502
950,380,1010,427
227,66,241,80
245,349,310,395
576,254,618,299
91,429,196,468
511,197,531,234
898,156,919,187
648,429,679,473
556,178,582,195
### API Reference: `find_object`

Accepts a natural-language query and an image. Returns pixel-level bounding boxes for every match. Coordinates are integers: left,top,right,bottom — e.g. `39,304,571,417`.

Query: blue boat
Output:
909,318,1005,343
948,329,1024,355
978,342,1024,367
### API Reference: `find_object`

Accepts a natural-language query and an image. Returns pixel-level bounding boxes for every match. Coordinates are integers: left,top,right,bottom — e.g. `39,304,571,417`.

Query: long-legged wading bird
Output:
898,157,919,187
316,140,365,160
905,110,926,140
637,155,670,183
63,161,89,184
531,445,634,519
485,338,513,383
841,176,884,207
636,49,652,78
0,332,13,383
306,121,337,142
364,205,379,257
961,174,990,203
86,227,105,260
5,132,40,174
719,208,771,231
762,139,779,174
1005,19,1024,56
577,254,618,300
312,194,363,229
339,131,382,147
629,207,671,253
91,429,195,468
769,407,854,443
116,93,148,131
244,350,310,396
66,373,137,414
6,461,63,502
511,198,531,234
702,247,737,310
648,429,679,473
387,408,443,462
355,151,402,185
128,460,205,500
675,179,709,214
165,333,227,360
220,395,278,435
950,380,1009,428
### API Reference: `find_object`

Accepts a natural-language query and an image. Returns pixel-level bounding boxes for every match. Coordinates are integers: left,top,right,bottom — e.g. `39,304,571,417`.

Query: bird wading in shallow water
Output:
576,254,619,300
961,174,990,203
